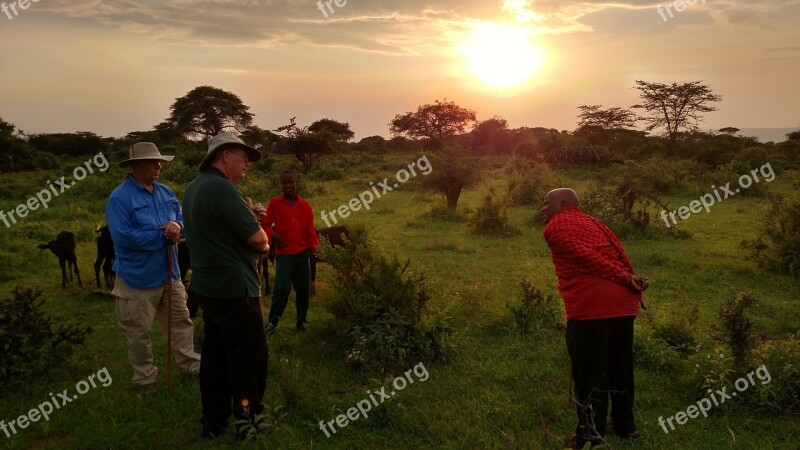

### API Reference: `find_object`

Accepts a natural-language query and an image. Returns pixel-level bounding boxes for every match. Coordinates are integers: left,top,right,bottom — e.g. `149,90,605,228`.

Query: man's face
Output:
281,174,297,197
540,193,562,223
225,149,251,185
131,160,162,185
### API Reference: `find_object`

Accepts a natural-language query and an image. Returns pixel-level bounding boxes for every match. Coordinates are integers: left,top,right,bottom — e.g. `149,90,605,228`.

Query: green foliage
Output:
324,226,452,374
308,164,346,181
706,160,769,197
419,147,480,208
633,327,683,373
717,292,759,368
468,189,519,237
544,145,611,165
235,402,288,446
508,279,562,334
0,287,92,384
620,157,706,196
742,193,800,277
505,160,561,206
651,306,699,354
750,335,800,413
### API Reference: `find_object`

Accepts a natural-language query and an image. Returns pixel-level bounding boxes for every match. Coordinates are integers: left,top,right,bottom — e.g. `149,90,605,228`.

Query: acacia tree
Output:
275,118,337,172
389,99,477,141
419,147,479,208
308,118,354,143
632,80,721,141
719,127,740,136
160,86,254,141
471,116,511,155
576,105,637,130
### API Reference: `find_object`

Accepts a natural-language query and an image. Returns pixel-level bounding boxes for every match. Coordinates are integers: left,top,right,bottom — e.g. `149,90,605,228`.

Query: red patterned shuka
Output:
543,206,642,320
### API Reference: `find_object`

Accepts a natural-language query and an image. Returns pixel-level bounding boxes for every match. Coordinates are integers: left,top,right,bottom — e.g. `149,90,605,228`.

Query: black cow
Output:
38,231,82,290
94,225,115,290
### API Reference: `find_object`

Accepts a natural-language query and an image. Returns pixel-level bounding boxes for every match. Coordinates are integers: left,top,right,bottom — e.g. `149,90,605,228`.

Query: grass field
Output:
1,152,798,449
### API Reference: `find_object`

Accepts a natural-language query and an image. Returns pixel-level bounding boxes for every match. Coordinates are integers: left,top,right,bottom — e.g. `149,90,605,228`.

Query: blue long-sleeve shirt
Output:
106,176,182,289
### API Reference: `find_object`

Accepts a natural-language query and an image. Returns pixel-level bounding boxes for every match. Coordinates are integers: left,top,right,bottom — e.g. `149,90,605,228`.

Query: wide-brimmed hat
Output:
199,133,261,172
118,142,175,168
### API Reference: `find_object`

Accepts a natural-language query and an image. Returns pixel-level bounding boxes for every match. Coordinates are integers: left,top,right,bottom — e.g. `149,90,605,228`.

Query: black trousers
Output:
268,250,311,327
196,293,268,426
566,316,636,446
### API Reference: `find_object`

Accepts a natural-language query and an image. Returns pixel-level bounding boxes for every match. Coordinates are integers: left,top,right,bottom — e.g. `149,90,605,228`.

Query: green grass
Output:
1,153,798,449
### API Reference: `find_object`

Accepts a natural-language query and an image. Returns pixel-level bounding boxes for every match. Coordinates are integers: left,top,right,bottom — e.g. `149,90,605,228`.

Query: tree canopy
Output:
390,99,477,140
576,105,637,130
308,118,354,143
160,86,254,141
632,80,721,141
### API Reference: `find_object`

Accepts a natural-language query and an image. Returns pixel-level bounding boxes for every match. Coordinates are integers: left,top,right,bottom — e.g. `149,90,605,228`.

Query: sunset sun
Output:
459,23,543,90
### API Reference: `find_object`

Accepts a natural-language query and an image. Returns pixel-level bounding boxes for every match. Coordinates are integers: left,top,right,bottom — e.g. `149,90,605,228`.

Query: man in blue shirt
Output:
106,142,201,397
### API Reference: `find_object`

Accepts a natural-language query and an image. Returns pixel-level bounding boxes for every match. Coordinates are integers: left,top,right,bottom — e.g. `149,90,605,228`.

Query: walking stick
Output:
167,243,174,395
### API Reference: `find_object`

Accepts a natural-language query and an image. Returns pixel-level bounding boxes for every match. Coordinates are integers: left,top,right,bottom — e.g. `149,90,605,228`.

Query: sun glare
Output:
459,23,543,91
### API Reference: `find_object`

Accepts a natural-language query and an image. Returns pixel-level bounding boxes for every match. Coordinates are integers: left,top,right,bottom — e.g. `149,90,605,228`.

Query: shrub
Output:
508,279,562,333
741,194,800,277
323,226,452,374
716,292,759,368
619,157,706,196
0,287,92,384
706,160,768,197
505,162,561,206
651,307,698,355
750,334,800,413
308,165,345,181
633,328,683,373
468,189,519,237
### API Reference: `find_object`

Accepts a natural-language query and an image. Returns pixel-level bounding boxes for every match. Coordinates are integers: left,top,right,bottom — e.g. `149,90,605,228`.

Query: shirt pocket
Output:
132,203,155,229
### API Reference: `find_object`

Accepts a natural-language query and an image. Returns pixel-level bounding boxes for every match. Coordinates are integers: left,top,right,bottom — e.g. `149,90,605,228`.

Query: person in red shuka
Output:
541,188,649,450
262,170,320,335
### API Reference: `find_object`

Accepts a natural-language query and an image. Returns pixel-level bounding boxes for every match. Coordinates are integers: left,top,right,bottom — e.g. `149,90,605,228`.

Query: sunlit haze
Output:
0,0,798,139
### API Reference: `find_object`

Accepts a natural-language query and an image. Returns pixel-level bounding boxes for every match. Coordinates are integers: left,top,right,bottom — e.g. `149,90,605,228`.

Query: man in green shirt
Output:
183,133,269,439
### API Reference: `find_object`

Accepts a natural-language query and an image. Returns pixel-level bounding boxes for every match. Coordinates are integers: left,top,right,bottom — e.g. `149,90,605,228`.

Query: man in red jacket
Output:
541,188,648,449
262,170,319,334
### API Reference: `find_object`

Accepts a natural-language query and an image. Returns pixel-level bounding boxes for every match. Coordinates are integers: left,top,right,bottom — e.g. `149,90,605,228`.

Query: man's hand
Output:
272,232,285,249
631,275,649,291
160,221,181,244
245,196,266,221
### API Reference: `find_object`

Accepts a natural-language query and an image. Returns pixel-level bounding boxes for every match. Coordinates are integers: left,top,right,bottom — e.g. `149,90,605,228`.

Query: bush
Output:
633,328,683,373
651,307,699,355
0,287,92,384
619,157,706,196
308,165,345,181
505,161,561,206
508,279,562,333
741,194,800,277
717,292,759,368
706,160,769,197
323,226,452,374
750,334,800,413
468,189,519,237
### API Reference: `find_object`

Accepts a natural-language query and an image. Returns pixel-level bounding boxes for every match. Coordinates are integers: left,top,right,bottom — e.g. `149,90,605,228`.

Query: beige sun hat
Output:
199,133,261,172
118,142,175,168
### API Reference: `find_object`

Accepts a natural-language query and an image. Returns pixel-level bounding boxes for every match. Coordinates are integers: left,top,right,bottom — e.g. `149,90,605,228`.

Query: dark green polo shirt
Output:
183,167,262,298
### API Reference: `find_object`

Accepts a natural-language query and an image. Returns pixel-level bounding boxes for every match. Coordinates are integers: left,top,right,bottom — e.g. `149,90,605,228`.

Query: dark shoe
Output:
135,383,157,398
616,430,639,440
201,421,225,439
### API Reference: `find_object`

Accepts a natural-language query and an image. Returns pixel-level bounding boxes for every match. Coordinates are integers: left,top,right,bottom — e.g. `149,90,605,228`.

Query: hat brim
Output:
118,155,175,168
199,142,261,172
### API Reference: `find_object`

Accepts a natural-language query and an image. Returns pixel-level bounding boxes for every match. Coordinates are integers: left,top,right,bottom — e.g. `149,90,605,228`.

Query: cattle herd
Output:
37,225,351,297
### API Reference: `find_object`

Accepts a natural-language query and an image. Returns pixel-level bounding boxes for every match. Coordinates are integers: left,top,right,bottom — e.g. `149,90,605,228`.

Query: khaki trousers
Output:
113,276,201,386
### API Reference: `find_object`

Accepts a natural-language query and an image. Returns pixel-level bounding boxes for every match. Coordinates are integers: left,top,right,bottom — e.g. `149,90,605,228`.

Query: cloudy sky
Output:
0,0,798,140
